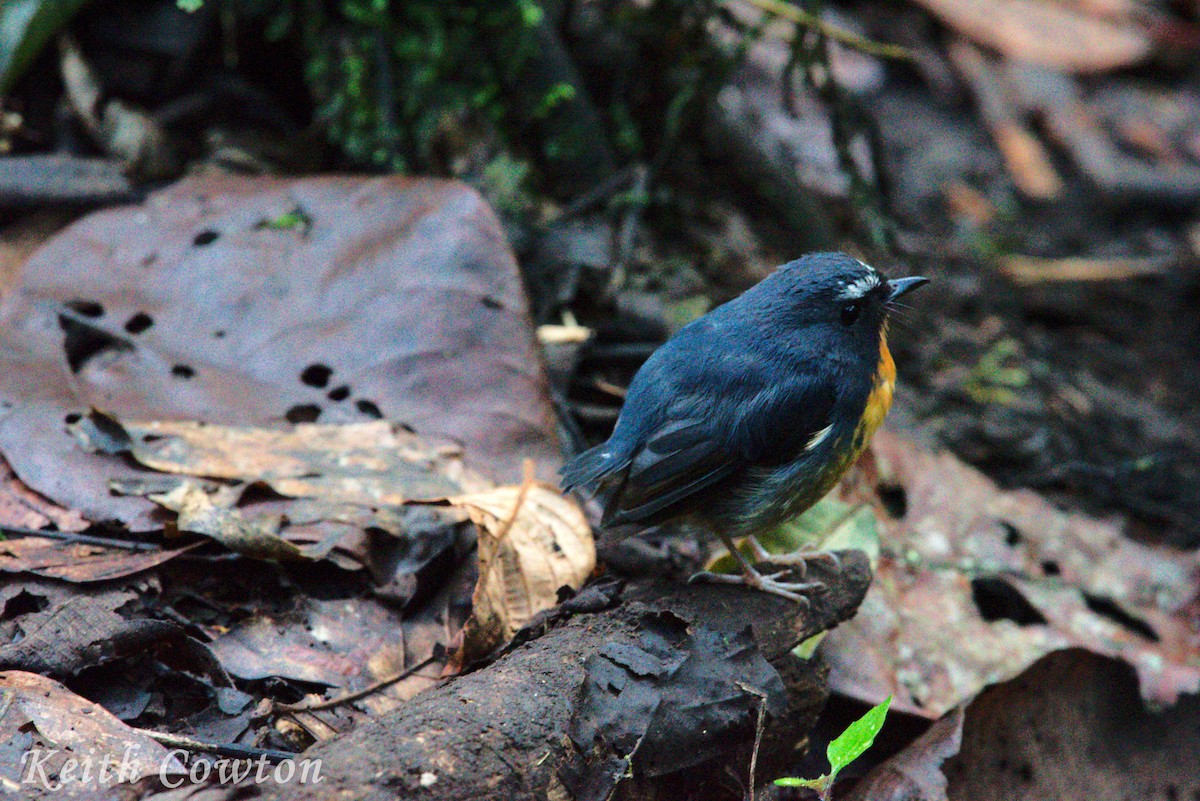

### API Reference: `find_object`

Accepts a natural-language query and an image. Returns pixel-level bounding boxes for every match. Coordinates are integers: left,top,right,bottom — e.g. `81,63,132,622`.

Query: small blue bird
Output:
560,252,927,601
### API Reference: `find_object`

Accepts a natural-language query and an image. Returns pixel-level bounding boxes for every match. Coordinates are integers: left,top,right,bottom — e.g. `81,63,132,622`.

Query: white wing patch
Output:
804,424,834,452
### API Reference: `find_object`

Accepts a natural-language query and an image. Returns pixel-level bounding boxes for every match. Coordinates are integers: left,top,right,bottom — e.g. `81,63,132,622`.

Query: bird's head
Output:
754,252,928,364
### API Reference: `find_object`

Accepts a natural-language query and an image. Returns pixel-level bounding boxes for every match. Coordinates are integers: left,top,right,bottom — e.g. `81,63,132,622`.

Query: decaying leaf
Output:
821,431,1200,717
0,454,87,533
912,0,1150,73
0,586,177,676
149,480,303,562
942,650,1200,800
451,482,594,664
0,536,197,582
0,175,560,530
75,414,486,505
0,670,185,786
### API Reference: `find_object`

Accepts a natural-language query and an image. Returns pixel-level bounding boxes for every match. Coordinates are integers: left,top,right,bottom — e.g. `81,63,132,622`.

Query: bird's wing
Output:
603,366,836,526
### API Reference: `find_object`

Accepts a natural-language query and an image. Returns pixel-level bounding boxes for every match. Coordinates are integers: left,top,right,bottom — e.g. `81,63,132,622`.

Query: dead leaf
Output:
821,431,1200,717
0,586,178,676
912,0,1151,73
450,482,594,664
943,649,1200,799
0,670,185,786
0,175,560,530
149,480,303,562
0,536,198,582
0,454,87,533
77,414,487,505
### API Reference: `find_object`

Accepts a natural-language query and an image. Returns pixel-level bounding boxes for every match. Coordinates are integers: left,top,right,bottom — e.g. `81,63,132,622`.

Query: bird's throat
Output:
860,330,896,442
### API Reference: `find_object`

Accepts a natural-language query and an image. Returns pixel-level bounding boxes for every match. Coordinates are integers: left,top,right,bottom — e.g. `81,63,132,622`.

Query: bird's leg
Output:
747,535,842,576
688,532,824,604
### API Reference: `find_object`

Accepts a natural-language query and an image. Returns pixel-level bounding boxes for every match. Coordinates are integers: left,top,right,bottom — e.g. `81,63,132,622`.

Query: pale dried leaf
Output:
109,419,487,505
150,480,302,561
451,484,594,662
914,0,1150,73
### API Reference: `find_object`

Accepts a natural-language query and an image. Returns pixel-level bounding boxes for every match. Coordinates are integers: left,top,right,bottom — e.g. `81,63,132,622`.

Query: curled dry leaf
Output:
822,431,1200,717
449,483,595,665
149,480,305,562
913,0,1150,73
0,670,185,784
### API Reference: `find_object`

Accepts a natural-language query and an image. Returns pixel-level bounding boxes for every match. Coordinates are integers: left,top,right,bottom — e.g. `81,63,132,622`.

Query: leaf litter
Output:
0,175,593,786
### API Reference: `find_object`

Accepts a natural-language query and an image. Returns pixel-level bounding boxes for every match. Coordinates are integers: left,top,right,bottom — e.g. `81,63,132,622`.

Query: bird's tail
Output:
559,442,629,491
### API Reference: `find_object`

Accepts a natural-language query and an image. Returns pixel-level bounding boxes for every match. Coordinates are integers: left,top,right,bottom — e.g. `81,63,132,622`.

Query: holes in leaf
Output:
300,364,332,388
65,299,104,318
356,400,382,419
124,312,153,335
213,330,226,339
59,315,132,373
2,590,49,620
1083,593,1159,641
480,296,503,309
193,230,219,246
970,577,1047,626
1041,560,1061,577
327,385,350,402
1001,522,1021,546
286,404,321,424
171,365,195,379
877,484,907,518
64,412,82,425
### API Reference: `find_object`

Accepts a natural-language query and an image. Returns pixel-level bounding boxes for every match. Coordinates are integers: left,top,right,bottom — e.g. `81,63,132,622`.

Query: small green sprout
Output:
774,696,891,800
257,208,313,234
176,0,204,12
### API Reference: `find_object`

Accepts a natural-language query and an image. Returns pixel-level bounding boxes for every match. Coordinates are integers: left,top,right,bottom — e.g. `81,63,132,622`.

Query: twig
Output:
739,682,769,801
738,0,913,61
134,728,297,763
275,654,440,714
0,525,161,552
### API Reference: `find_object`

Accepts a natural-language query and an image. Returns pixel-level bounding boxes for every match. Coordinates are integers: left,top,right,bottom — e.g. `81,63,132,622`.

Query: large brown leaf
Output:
822,431,1200,717
0,175,559,529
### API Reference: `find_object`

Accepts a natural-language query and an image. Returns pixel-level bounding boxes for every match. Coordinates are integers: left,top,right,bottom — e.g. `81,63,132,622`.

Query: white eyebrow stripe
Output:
838,272,881,301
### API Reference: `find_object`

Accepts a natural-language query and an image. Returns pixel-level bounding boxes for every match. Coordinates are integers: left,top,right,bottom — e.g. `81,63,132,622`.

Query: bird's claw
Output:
745,537,843,576
689,567,823,605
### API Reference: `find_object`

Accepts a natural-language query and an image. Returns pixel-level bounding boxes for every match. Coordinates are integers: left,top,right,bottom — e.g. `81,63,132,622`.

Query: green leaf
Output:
826,696,891,778
0,0,92,95
774,775,827,789
176,0,203,11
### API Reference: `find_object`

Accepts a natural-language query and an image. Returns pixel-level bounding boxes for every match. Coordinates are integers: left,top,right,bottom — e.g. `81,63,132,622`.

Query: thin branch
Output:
135,728,297,763
737,0,913,61
275,654,440,714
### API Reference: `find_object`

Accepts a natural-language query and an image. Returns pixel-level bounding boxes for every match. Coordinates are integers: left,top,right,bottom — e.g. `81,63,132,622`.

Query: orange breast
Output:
857,330,895,448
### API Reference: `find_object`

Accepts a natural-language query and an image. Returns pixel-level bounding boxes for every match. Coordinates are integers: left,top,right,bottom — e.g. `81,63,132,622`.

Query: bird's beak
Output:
886,276,929,302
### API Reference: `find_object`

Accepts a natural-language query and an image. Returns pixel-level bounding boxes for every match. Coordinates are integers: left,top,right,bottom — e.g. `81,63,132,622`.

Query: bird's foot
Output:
689,565,822,605
746,536,842,576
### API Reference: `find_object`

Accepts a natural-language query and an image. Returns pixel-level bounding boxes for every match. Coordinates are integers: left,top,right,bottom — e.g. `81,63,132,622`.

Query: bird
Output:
560,252,927,602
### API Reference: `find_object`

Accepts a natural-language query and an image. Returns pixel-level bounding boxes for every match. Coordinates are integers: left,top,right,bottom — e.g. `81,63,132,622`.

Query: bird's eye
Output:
840,301,862,326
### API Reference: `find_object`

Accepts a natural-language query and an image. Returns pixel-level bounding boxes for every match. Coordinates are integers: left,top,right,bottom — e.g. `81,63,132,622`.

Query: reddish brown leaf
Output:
0,536,197,582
